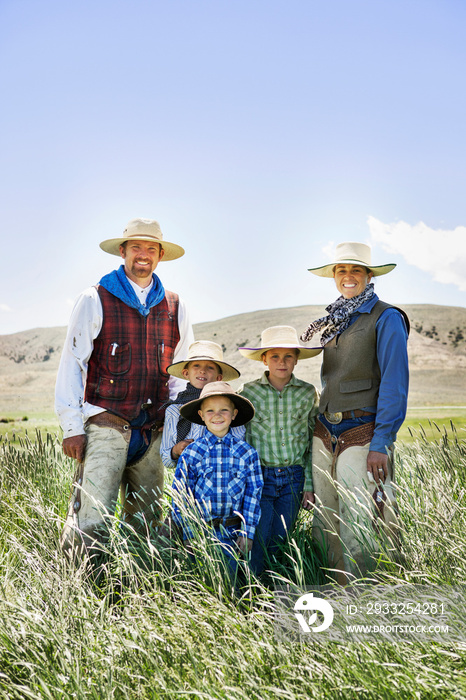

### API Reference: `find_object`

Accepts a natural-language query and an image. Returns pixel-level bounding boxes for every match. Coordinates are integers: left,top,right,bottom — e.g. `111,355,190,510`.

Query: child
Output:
160,340,241,469
238,326,321,576
171,381,263,574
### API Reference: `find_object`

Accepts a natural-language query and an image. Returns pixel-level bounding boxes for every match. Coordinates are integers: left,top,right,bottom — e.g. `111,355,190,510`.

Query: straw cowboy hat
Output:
167,340,240,382
180,381,255,427
238,325,322,361
307,242,396,278
99,218,185,261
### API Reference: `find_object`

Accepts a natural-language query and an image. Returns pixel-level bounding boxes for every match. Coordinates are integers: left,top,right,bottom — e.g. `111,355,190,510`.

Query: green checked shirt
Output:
239,372,319,491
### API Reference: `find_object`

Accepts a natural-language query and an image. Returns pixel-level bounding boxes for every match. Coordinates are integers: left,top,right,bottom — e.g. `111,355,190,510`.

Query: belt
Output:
323,410,374,425
207,516,242,528
86,412,163,431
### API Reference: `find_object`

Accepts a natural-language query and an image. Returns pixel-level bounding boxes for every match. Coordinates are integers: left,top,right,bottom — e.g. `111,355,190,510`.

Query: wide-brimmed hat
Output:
180,381,255,427
167,340,240,382
238,325,322,361
307,242,396,278
99,218,185,261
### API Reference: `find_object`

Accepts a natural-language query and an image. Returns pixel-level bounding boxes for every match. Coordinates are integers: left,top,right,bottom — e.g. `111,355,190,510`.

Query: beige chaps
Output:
312,419,399,580
60,417,164,556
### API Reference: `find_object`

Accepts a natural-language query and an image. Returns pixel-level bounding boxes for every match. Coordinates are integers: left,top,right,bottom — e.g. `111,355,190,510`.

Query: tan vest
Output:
319,301,407,413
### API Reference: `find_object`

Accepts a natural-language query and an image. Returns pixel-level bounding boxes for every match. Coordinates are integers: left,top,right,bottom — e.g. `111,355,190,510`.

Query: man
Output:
301,242,409,581
56,218,193,555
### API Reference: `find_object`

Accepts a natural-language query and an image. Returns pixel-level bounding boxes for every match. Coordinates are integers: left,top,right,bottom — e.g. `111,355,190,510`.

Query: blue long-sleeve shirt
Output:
336,294,409,453
172,429,263,540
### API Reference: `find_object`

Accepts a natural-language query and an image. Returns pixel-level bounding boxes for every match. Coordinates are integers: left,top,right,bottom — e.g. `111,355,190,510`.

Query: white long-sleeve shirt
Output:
55,284,194,438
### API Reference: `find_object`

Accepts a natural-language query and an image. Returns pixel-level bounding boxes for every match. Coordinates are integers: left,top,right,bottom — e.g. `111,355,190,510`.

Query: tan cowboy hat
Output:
180,381,255,427
308,242,396,278
167,340,240,382
99,218,185,261
238,325,322,361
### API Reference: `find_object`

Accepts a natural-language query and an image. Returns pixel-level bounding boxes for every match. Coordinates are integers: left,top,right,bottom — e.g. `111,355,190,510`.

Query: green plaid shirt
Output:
239,372,319,491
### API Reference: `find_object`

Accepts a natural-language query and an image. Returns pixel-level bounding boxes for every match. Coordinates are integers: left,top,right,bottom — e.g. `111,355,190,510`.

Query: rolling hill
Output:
0,304,465,418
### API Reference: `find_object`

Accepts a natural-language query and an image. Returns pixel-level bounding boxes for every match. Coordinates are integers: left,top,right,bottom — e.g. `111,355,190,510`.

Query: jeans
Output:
250,464,304,576
127,409,153,464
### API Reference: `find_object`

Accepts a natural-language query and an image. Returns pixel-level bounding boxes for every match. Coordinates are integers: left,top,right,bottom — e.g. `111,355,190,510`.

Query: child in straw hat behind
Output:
160,340,243,470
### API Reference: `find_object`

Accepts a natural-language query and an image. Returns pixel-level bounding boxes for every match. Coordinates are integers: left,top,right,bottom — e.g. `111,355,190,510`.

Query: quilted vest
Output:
319,301,409,413
85,286,180,422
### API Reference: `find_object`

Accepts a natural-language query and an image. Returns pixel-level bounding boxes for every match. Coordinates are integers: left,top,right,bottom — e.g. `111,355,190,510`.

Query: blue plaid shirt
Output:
172,429,263,540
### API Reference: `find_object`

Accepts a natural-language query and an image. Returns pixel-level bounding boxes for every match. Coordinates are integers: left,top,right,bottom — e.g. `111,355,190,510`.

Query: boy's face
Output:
198,396,238,438
263,348,298,383
182,360,223,389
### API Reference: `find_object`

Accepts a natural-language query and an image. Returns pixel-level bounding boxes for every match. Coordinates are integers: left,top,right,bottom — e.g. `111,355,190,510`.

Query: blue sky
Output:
1,0,466,335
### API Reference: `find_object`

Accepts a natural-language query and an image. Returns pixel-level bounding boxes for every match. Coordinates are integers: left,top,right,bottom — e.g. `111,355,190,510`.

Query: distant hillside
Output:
0,304,465,416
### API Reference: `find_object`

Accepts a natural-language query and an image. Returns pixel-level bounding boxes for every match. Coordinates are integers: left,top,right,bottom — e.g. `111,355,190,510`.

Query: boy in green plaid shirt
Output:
238,326,321,576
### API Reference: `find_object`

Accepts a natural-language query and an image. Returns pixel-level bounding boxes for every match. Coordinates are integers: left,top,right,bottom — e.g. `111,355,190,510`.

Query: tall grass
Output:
0,427,465,699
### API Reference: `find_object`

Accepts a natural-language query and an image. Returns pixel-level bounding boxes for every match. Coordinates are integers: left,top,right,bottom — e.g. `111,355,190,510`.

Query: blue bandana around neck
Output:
99,265,165,317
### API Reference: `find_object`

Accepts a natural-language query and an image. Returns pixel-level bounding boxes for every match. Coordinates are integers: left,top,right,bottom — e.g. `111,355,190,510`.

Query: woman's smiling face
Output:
333,264,373,299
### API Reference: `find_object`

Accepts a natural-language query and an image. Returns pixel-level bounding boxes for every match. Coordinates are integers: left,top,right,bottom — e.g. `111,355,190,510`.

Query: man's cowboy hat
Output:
167,340,240,382
180,381,255,427
100,218,185,261
307,242,396,278
238,325,322,361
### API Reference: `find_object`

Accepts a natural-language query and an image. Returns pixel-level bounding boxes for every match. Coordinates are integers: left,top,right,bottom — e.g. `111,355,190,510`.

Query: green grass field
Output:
398,407,466,443
3,407,465,448
0,411,60,443
0,427,466,698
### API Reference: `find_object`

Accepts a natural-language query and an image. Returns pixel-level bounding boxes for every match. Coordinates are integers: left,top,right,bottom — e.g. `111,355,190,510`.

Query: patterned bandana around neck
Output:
300,283,375,346
98,265,165,317
168,382,202,443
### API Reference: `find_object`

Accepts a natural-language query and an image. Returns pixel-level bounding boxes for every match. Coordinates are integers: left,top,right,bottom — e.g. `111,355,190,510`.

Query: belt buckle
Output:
324,411,343,425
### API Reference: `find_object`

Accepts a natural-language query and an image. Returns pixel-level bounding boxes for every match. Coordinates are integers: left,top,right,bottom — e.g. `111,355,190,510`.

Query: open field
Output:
0,411,60,444
397,407,466,444
3,408,466,448
1,303,465,447
0,429,465,698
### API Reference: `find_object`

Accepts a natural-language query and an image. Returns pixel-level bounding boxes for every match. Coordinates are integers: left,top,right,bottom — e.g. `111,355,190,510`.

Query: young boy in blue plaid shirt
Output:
238,326,321,576
171,382,263,574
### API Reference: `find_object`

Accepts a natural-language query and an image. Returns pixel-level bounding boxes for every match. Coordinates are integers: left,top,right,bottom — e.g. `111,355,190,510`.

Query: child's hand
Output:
236,536,253,556
301,490,315,510
171,439,194,459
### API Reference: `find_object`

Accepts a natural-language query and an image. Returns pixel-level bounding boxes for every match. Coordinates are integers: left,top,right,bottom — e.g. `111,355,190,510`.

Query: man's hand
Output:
171,439,194,460
62,434,87,462
367,450,388,483
301,490,315,510
236,536,253,556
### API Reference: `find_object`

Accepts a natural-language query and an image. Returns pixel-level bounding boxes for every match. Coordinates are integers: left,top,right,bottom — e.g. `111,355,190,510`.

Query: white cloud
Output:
321,241,336,259
367,216,466,292
0,303,12,313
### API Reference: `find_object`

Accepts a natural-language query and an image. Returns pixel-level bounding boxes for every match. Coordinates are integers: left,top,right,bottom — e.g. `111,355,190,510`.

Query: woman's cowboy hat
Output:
238,325,322,361
100,218,185,261
307,242,396,278
167,340,240,382
180,381,255,427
